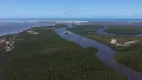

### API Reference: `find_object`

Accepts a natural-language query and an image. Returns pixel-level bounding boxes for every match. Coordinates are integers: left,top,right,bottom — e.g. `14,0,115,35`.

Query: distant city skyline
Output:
0,0,142,19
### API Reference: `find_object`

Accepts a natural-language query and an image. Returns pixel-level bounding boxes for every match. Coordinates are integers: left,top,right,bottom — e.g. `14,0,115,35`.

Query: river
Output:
1,23,142,80
96,26,142,36
55,27,142,80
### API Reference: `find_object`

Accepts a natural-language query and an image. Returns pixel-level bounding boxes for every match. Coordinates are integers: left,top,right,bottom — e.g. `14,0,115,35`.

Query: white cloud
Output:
121,13,132,16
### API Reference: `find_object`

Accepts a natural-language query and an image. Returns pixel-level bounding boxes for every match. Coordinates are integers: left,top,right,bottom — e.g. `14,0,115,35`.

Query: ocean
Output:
1,18,142,22
0,22,54,36
0,18,142,37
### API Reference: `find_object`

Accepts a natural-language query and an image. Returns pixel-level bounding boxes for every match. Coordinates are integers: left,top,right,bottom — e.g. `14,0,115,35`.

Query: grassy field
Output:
68,25,142,73
104,26,142,35
2,26,126,80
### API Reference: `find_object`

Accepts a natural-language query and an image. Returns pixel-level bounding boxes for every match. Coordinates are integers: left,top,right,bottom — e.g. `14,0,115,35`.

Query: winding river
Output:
1,22,142,80
55,27,142,80
96,26,142,36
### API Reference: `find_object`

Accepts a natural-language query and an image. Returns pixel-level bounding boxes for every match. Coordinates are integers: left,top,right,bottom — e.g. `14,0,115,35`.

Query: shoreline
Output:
0,23,55,37
0,20,142,38
0,20,142,23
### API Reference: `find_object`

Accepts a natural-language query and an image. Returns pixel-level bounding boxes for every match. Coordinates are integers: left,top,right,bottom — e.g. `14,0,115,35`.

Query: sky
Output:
0,0,142,18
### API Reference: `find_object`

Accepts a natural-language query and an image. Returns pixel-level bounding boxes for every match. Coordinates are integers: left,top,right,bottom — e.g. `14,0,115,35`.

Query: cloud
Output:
121,13,132,16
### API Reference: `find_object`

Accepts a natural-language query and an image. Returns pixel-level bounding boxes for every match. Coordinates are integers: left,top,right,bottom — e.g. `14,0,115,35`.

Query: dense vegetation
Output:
68,25,142,51
68,25,103,34
2,26,126,80
115,43,142,73
104,26,142,35
68,25,142,73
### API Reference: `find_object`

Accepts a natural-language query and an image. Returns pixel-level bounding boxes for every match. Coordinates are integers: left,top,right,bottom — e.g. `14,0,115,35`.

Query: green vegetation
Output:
84,34,142,52
104,26,142,35
115,44,142,73
68,25,103,34
68,25,142,73
54,24,67,28
68,25,142,51
2,26,126,80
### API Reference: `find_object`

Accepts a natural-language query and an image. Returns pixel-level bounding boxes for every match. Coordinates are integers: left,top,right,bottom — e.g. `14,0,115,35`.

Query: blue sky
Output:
0,0,142,18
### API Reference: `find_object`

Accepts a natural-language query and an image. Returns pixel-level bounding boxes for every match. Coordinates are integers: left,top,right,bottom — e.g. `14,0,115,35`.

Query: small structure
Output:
63,31,69,34
63,31,73,34
27,30,39,35
110,38,117,44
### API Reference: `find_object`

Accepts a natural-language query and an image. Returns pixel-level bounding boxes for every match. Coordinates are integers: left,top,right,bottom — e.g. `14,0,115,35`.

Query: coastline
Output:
0,20,142,38
1,18,142,23
0,22,55,37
